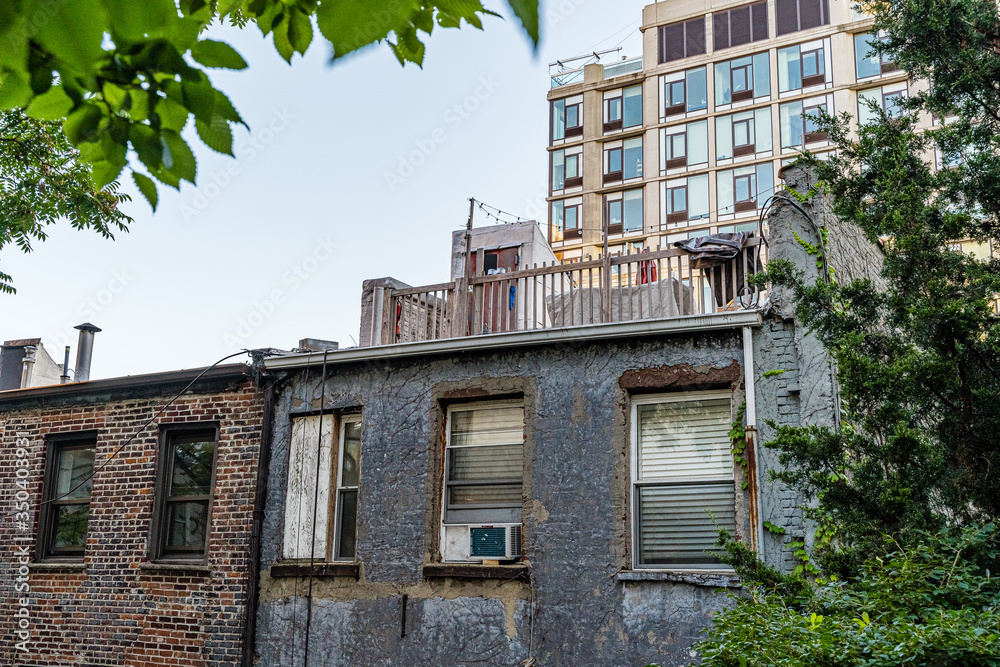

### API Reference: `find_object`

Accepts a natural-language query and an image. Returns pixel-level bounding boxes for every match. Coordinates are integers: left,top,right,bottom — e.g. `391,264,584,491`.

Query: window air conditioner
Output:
469,524,522,560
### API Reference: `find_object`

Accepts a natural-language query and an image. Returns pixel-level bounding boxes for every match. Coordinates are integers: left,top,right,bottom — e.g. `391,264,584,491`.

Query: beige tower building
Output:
545,0,907,260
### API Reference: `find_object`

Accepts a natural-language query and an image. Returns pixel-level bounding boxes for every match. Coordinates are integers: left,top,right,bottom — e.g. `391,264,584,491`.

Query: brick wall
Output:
0,371,264,666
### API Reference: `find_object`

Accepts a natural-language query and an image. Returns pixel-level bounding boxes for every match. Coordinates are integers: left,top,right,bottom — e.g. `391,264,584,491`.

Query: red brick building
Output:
0,364,266,666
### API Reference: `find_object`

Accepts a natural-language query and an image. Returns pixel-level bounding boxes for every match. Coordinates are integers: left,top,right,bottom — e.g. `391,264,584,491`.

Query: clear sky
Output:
1,0,649,380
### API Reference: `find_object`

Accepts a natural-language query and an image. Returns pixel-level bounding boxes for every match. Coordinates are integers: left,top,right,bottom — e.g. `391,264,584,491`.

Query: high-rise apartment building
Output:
545,0,907,260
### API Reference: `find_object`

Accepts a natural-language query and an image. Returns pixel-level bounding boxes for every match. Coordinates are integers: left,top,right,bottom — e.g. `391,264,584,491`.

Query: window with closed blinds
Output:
632,393,736,568
658,17,706,64
713,2,768,51
445,401,524,524
776,0,830,36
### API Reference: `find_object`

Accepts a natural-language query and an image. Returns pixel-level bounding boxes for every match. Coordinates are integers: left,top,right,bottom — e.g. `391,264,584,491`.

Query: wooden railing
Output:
367,238,766,345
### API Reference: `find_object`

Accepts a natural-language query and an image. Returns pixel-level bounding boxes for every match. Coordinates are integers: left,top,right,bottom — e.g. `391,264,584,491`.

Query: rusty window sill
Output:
139,562,212,575
270,562,360,579
423,563,530,582
617,570,741,588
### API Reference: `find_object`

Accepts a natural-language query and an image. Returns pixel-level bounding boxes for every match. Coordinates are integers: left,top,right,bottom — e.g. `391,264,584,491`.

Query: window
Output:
153,427,217,560
631,392,736,569
551,96,583,143
662,67,708,118
778,41,829,92
858,84,907,125
780,98,831,148
713,2,768,51
605,189,643,234
283,413,363,561
604,85,642,132
552,146,582,191
855,32,896,79
775,0,830,36
551,198,582,242
661,175,709,227
604,137,642,183
717,163,775,216
715,54,770,106
660,120,708,171
441,401,525,562
40,438,96,559
717,109,771,160
658,17,706,64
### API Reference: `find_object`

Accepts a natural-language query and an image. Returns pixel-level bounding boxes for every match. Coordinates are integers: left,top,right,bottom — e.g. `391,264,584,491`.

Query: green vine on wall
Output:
730,401,749,491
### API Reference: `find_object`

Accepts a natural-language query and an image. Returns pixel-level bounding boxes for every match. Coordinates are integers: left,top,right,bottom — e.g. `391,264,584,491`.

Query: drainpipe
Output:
20,345,36,389
73,323,101,382
742,325,765,555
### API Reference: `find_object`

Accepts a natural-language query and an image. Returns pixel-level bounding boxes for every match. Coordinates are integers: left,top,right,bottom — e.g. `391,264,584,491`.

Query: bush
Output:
691,526,1000,667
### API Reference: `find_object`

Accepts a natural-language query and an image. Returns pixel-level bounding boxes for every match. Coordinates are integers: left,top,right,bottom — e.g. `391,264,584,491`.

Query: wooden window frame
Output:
332,415,362,562
665,80,687,117
605,197,624,235
565,102,583,138
39,434,98,561
564,153,583,188
731,62,755,102
733,172,758,212
150,423,219,563
564,203,582,240
664,129,688,170
732,117,756,157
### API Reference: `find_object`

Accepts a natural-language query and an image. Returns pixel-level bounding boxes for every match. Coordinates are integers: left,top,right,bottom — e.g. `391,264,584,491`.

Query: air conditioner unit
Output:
469,524,522,561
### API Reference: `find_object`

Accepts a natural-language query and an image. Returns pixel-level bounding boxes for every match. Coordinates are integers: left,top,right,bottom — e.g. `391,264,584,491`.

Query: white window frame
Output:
332,415,362,562
630,391,738,571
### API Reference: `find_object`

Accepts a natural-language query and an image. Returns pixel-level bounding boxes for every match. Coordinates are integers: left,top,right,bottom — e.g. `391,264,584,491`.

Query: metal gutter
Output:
264,311,763,370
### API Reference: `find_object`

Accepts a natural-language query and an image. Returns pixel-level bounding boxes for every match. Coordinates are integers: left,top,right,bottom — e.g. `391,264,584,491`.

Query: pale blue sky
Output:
2,1,647,380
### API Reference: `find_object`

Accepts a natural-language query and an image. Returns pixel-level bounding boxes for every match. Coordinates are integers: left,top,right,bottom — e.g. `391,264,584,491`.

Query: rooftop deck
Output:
364,237,766,346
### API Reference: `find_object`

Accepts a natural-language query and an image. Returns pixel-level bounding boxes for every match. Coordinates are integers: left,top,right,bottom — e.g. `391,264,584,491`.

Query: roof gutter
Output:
264,311,763,370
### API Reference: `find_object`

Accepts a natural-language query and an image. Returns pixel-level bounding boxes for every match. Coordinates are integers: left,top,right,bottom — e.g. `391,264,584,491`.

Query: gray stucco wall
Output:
256,333,773,667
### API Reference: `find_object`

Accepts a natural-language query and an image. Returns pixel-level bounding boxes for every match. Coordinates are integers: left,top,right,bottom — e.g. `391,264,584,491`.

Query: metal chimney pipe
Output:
73,323,102,383
60,345,71,384
20,345,36,389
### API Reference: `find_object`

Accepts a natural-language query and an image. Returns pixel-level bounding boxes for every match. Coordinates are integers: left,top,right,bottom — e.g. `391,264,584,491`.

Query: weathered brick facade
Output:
0,365,264,666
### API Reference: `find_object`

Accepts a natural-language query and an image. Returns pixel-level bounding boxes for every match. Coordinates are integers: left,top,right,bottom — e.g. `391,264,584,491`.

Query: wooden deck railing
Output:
367,237,766,346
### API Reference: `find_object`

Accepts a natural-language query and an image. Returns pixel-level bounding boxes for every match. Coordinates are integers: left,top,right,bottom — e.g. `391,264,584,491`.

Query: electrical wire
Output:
29,349,252,512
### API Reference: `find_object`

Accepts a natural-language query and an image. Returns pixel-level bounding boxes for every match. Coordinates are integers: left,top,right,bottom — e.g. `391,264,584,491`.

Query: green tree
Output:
0,0,539,291
0,108,131,293
689,0,1000,663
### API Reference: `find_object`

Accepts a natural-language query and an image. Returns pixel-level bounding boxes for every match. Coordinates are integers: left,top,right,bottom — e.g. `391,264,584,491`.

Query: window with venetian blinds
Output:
632,392,736,568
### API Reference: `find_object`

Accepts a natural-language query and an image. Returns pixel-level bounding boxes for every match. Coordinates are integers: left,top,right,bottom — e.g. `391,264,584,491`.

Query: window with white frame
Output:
441,400,525,562
551,95,583,144
631,392,737,569
551,197,582,243
604,85,642,133
660,120,708,172
779,95,833,149
551,145,583,192
661,175,709,227
777,39,832,93
717,163,775,217
858,83,908,125
716,108,772,160
604,137,642,183
715,53,770,107
283,413,362,561
605,189,644,234
660,67,708,119
854,31,896,80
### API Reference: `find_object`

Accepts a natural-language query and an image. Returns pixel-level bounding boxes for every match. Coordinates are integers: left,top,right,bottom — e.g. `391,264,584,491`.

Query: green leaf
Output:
63,103,103,145
102,0,177,41
196,116,234,156
132,172,158,211
155,96,190,132
272,18,296,63
25,85,73,120
181,74,217,123
190,39,249,70
213,90,246,127
130,123,163,171
504,0,539,45
91,159,126,189
159,130,197,184
316,0,419,59
286,7,314,57
0,73,33,110
27,0,109,74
